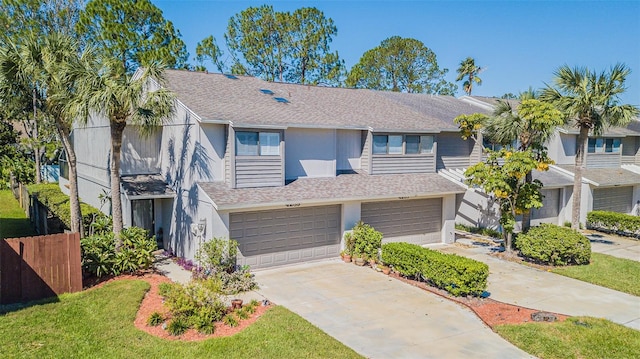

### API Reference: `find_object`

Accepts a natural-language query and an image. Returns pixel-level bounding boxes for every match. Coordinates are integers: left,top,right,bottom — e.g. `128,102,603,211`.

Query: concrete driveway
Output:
254,259,530,359
438,244,640,330
584,231,640,262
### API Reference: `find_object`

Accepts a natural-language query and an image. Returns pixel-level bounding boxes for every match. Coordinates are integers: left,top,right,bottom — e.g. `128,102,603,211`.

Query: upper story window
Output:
373,134,434,155
588,138,620,153
236,131,280,156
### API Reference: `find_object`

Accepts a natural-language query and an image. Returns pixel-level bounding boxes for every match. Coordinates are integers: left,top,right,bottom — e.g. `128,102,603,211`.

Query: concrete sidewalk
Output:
436,243,640,330
583,230,640,262
254,259,531,359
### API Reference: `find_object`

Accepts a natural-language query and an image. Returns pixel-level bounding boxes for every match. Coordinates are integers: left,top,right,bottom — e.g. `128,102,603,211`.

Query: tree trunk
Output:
110,119,126,244
572,126,589,229
33,88,41,183
467,74,473,96
55,121,83,237
522,170,533,231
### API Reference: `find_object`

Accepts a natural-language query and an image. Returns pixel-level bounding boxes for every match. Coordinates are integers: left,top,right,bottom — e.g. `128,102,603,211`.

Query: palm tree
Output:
0,34,45,183
41,33,93,236
541,64,639,229
483,91,564,231
72,60,175,241
456,57,483,96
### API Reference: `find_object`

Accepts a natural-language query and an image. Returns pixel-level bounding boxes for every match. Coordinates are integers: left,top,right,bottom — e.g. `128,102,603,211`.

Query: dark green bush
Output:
455,223,501,238
351,221,383,260
515,224,591,266
147,312,164,326
587,211,640,238
28,183,108,234
158,279,227,333
195,237,238,275
167,316,189,336
381,242,489,296
80,227,157,277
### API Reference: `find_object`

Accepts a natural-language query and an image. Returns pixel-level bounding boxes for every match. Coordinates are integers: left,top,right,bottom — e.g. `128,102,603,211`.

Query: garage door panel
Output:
593,187,633,213
231,205,341,269
532,189,560,221
361,198,442,244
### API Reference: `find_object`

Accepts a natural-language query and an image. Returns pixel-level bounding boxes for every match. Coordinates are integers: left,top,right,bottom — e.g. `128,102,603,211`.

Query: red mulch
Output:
389,272,568,328
85,272,271,341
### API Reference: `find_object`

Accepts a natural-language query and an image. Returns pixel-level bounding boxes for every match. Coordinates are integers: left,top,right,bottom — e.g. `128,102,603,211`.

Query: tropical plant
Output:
463,148,546,251
456,57,483,96
346,36,456,94
350,221,383,261
195,237,238,275
541,64,639,229
482,95,564,230
71,61,175,239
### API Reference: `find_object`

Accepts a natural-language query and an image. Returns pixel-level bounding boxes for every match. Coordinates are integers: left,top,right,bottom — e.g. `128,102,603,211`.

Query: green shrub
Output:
191,306,221,334
28,183,108,234
236,307,250,320
351,221,383,260
217,267,258,295
223,314,239,327
455,223,501,238
147,312,164,326
195,237,238,275
381,242,489,297
515,224,591,266
158,279,227,334
587,210,640,238
167,316,189,336
80,226,157,277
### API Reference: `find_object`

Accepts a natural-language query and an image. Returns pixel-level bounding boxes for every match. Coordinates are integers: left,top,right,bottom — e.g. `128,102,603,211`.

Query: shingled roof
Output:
376,92,492,129
198,173,465,211
162,70,465,132
555,165,640,187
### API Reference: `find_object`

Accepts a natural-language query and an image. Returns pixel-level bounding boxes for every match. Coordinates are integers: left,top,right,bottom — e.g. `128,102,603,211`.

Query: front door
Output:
132,199,155,237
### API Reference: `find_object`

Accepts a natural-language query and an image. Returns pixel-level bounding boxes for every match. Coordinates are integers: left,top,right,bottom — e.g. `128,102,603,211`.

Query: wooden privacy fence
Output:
0,233,82,305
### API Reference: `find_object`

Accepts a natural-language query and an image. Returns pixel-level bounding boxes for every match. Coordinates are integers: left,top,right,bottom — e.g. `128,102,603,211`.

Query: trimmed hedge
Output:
28,183,104,234
381,242,489,297
587,210,640,238
515,224,591,266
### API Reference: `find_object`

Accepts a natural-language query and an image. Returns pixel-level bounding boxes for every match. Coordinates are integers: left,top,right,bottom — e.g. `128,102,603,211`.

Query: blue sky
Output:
153,0,640,104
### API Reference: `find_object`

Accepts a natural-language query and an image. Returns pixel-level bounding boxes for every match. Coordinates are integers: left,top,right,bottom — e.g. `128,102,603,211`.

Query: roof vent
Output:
224,74,238,80
274,97,289,104
260,89,274,95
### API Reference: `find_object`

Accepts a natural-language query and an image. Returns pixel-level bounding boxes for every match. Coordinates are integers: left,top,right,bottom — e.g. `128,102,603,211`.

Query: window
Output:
236,131,280,156
588,138,621,153
373,134,434,155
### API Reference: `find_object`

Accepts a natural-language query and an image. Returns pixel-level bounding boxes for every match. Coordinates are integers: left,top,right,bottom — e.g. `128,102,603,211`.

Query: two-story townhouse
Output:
68,69,511,269
547,119,640,222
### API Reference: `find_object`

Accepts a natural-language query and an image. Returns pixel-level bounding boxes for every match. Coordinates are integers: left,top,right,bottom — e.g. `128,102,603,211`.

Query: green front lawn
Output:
551,252,640,296
0,190,35,239
496,317,640,359
0,279,362,358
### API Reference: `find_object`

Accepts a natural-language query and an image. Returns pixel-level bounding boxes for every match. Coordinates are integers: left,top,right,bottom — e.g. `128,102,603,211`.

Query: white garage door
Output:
532,188,560,223
361,198,442,245
230,205,341,269
593,186,633,213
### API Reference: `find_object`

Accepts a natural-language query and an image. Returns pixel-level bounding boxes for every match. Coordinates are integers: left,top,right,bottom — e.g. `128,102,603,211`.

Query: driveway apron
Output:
584,231,640,262
437,245,640,330
254,259,531,359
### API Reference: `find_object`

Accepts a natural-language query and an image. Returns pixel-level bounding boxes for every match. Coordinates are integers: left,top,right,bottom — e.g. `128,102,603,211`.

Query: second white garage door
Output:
593,186,633,213
230,205,341,269
361,198,442,245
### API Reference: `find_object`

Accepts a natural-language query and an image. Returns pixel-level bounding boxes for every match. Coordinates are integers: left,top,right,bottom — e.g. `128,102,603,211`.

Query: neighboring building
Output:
548,119,640,221
461,96,640,225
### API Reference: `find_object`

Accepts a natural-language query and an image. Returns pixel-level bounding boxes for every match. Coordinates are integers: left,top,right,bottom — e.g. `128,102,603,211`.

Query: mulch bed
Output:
86,272,272,341
388,271,568,329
